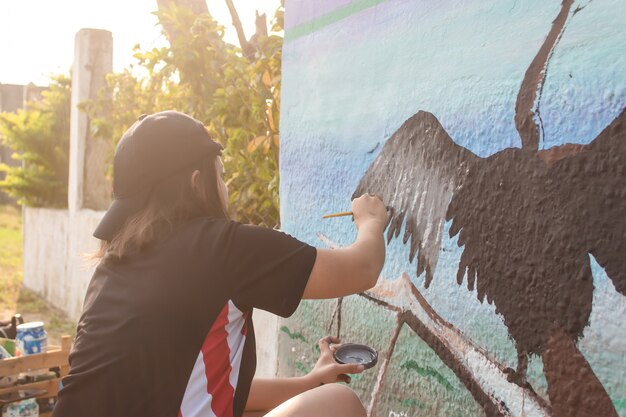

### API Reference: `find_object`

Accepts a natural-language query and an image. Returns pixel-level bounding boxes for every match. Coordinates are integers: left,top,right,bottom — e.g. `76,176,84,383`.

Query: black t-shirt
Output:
53,217,316,417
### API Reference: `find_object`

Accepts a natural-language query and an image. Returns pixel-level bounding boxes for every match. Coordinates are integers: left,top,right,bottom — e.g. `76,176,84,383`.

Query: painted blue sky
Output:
282,0,626,157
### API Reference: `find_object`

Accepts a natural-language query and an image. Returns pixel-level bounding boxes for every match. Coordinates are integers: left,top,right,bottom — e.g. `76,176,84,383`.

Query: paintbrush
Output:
322,211,353,219
323,204,391,219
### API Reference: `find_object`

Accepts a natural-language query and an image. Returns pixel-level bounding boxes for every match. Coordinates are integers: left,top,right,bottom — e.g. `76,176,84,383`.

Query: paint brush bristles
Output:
322,211,354,219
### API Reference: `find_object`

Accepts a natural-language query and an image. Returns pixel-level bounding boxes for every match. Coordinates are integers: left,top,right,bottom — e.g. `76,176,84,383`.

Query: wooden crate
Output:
0,335,71,417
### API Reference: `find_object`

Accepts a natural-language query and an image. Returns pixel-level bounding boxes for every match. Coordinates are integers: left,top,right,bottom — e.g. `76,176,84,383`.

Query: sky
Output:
0,0,281,86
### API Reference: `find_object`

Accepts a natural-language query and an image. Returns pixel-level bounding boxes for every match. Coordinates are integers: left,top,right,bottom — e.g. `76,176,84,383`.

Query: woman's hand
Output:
306,336,365,385
352,194,388,231
246,337,367,411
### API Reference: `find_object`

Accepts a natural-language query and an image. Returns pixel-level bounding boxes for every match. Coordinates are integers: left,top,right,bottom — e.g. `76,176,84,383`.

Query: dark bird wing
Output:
353,111,479,287
546,107,626,296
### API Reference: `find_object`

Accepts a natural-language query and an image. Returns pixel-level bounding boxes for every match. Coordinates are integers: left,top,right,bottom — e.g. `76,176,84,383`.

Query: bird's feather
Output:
548,107,626,296
353,111,478,287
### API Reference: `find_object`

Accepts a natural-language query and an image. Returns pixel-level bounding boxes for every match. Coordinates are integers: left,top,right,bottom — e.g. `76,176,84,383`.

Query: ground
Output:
0,205,76,347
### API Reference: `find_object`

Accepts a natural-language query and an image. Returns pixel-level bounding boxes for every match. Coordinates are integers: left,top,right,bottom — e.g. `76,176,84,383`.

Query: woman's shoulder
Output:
185,216,239,231
176,216,249,241
186,217,278,232
180,217,302,247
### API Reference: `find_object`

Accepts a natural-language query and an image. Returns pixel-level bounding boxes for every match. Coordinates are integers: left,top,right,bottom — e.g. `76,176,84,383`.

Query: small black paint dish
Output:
333,343,378,369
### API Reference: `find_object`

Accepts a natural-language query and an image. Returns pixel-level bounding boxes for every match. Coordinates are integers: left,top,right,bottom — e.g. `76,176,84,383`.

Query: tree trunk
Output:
223,0,256,60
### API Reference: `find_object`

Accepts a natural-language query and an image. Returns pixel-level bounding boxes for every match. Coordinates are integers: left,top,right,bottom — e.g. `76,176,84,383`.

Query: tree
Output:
0,75,71,207
151,0,283,227
85,1,284,226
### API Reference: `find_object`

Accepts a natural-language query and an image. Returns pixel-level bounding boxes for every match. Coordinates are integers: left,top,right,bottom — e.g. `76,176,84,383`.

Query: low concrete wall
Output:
23,207,103,321
253,309,279,377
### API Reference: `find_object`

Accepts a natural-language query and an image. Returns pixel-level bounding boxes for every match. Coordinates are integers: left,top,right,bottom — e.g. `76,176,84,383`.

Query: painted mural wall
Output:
277,1,625,416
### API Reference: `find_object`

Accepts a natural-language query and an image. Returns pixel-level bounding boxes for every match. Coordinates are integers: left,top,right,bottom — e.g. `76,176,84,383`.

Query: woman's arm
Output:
245,377,314,412
302,194,387,299
245,337,364,411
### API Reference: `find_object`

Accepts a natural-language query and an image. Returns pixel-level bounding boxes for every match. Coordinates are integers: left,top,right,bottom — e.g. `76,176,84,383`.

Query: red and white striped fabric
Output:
179,300,248,417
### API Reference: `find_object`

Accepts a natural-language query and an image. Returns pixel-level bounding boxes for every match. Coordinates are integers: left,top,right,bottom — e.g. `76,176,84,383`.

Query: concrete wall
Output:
279,1,626,417
23,208,103,321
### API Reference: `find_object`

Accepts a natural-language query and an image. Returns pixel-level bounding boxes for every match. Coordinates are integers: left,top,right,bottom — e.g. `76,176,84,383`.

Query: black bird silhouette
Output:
354,108,625,364
352,2,625,416
353,107,626,417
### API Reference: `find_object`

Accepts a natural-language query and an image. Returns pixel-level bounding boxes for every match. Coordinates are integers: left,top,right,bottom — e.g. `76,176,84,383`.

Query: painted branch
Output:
327,297,344,338
367,315,404,417
514,0,573,151
336,297,343,338
327,299,338,334
365,275,551,417
402,313,511,417
318,233,550,416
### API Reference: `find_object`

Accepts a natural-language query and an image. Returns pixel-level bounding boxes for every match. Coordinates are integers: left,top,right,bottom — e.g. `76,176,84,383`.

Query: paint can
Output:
333,343,378,369
15,322,47,357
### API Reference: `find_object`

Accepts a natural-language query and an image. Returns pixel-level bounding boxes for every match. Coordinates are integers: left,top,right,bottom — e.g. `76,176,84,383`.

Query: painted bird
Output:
354,105,625,416
352,4,624,415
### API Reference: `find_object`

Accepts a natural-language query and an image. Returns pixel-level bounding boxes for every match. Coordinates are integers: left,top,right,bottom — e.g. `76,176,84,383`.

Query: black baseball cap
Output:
93,111,223,241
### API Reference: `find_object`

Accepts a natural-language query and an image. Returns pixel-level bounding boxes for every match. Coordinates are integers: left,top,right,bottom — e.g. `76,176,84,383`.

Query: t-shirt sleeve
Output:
222,222,317,317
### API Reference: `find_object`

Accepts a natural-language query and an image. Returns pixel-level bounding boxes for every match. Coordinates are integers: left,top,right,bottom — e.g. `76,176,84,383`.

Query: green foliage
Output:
400,359,456,392
399,398,426,409
83,3,284,227
613,398,626,412
0,75,71,207
295,361,311,375
280,325,307,342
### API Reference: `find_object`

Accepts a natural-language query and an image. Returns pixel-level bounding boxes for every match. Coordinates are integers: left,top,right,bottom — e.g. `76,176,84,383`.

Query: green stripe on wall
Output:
285,0,389,43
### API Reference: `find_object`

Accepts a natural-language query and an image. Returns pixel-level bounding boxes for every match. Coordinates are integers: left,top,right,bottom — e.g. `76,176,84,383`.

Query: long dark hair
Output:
93,155,228,261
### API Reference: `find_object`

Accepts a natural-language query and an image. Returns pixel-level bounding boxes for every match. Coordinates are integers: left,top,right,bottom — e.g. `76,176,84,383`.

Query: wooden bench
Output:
0,335,71,417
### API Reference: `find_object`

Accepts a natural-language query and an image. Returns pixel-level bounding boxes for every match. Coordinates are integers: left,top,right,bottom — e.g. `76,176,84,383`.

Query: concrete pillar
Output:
68,28,113,213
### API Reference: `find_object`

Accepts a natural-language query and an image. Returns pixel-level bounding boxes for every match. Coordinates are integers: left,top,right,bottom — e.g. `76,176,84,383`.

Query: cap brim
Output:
93,190,151,241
